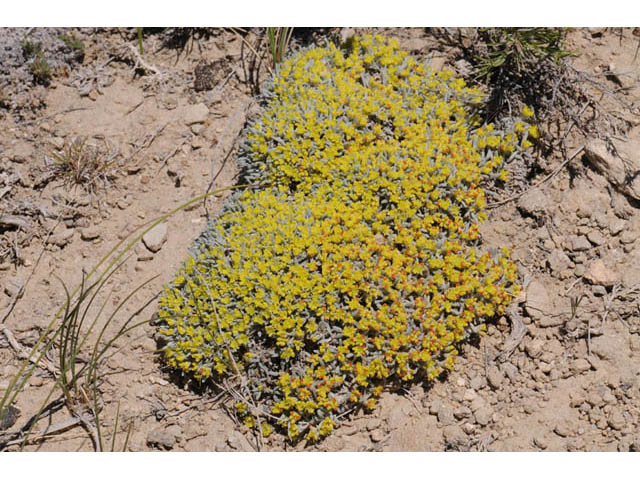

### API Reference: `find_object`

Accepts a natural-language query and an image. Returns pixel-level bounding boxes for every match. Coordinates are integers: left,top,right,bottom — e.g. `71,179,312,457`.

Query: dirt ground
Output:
1,27,640,452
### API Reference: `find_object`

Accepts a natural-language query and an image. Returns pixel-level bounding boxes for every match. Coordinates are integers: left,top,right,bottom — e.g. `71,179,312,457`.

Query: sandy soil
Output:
1,27,640,452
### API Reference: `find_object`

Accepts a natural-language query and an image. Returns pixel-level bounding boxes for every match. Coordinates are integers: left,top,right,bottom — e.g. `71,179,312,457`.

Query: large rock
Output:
584,259,620,287
525,280,551,321
517,188,548,220
142,222,168,253
584,137,640,200
183,103,209,126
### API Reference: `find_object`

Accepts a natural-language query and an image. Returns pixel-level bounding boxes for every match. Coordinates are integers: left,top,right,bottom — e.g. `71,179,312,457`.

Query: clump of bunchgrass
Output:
46,136,119,194
0,186,248,451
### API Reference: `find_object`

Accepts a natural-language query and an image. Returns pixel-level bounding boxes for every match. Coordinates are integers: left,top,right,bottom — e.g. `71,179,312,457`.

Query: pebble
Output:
584,259,620,287
226,431,254,451
608,409,626,430
572,358,592,374
454,406,472,420
442,425,467,446
587,230,607,246
4,276,24,297
533,436,548,449
147,428,177,450
366,418,382,431
620,230,636,245
437,407,455,426
190,124,205,135
47,228,74,247
608,218,626,236
474,406,493,426
7,143,34,163
547,249,573,276
469,375,486,391
525,339,545,359
370,429,386,442
142,222,168,253
191,136,207,150
183,103,209,125
502,363,519,383
554,419,576,437
487,366,504,390
28,376,44,387
517,188,548,219
463,388,478,402
569,235,592,252
525,280,550,321
80,226,101,241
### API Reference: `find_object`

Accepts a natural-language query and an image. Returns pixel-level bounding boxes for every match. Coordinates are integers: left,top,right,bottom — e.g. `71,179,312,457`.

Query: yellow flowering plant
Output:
156,35,529,443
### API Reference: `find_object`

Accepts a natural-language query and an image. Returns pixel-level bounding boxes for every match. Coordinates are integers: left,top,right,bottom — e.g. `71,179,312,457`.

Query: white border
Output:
1,1,636,27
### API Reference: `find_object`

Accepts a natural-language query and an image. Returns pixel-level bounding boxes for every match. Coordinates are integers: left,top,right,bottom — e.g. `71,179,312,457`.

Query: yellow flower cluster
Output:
157,35,527,443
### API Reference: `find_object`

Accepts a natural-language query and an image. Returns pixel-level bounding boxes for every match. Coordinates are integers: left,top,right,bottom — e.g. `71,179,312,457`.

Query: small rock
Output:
525,280,550,320
525,339,545,359
470,396,487,413
584,259,620,287
569,235,592,252
183,103,209,125
533,436,548,450
370,429,386,442
461,422,476,435
442,425,468,447
454,406,472,420
517,188,548,220
539,316,564,328
547,249,573,276
590,336,622,362
50,136,65,150
571,358,592,374
554,419,576,438
608,408,626,431
592,285,607,296
437,407,455,426
469,375,486,391
7,143,34,163
608,218,626,236
226,431,254,451
587,230,607,246
487,366,504,390
4,276,24,297
80,226,101,241
28,376,44,387
502,363,519,383
191,124,205,135
463,388,478,402
88,89,99,101
191,136,207,150
0,405,21,431
142,223,168,253
366,418,382,431
620,230,636,245
401,37,431,53
584,137,640,201
522,399,537,414
473,406,493,426
147,428,177,450
47,228,74,247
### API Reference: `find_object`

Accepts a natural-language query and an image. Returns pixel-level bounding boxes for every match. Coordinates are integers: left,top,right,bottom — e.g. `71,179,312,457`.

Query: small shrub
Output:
156,35,533,442
59,32,85,63
21,38,44,60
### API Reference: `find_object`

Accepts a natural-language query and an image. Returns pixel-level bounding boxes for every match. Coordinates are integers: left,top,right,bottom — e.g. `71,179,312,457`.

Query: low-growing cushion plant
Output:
155,35,535,443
